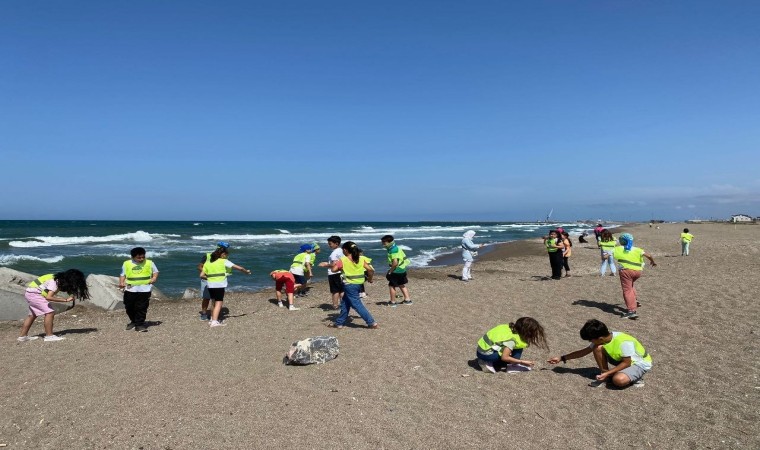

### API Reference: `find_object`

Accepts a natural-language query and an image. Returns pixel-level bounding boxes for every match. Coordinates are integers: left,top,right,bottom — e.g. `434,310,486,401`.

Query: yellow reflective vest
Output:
604,332,652,365
477,324,528,356
613,246,645,271
123,260,153,285
340,255,369,284
28,274,54,295
203,258,228,283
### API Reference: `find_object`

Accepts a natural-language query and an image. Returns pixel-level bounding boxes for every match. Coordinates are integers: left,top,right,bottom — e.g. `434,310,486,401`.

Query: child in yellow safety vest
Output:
119,247,159,332
200,247,251,327
548,319,653,388
680,228,694,256
475,317,548,374
18,269,90,342
603,233,657,320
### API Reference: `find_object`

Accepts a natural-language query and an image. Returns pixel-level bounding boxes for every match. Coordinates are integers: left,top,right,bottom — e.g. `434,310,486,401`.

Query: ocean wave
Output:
106,250,169,258
408,247,448,267
9,231,178,248
277,229,291,234
0,254,65,265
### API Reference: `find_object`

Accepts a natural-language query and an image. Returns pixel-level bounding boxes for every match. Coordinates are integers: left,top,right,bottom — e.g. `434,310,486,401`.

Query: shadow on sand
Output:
572,299,626,315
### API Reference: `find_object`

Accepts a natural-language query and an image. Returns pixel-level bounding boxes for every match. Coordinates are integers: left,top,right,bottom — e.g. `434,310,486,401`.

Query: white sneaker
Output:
289,305,300,311
278,302,284,308
359,292,367,298
209,320,227,327
17,336,39,342
43,335,65,342
478,359,496,374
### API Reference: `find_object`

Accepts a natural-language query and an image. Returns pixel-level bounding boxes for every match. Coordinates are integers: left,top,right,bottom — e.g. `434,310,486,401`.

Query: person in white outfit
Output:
461,230,483,281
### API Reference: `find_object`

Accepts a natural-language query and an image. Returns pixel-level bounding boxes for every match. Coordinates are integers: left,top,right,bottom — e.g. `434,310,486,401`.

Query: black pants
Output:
548,252,563,279
123,291,151,325
563,256,570,273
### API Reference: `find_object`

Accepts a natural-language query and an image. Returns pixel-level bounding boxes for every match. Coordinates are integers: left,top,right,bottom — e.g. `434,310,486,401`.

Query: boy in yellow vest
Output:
119,247,159,332
548,319,652,388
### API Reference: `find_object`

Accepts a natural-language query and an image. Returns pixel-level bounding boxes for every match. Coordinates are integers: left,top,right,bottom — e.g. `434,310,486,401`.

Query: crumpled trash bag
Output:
284,336,339,365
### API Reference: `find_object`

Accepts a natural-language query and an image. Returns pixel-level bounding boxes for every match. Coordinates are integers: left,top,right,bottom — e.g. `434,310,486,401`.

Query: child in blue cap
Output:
290,244,313,297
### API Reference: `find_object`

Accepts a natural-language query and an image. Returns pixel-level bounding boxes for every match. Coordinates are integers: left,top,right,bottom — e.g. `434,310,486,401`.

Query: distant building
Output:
730,214,754,222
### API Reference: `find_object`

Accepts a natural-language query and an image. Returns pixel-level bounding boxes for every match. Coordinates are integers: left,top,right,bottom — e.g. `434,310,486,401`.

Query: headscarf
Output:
619,233,634,251
311,242,320,251
463,230,476,239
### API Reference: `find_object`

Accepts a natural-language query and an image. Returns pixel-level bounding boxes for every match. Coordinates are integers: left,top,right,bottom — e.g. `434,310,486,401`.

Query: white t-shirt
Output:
207,260,235,288
120,261,159,293
327,248,343,275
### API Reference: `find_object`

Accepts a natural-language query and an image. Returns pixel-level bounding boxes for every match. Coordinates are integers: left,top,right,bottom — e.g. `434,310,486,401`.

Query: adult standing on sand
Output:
543,230,565,280
461,230,483,281
594,223,604,245
604,233,656,320
326,241,378,329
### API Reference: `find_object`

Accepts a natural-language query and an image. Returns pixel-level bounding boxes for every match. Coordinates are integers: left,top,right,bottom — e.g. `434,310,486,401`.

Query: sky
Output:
2,1,759,222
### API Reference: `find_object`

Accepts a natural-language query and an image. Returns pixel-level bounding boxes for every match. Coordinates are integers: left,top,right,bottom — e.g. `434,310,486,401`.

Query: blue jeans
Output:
681,242,690,256
476,348,523,362
600,251,617,275
335,283,376,326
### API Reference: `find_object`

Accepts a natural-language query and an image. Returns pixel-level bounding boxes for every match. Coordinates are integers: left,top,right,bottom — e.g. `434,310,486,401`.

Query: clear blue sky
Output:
2,1,758,222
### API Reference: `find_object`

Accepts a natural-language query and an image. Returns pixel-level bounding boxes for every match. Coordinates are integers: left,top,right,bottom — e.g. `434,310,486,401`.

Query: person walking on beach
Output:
543,230,565,280
604,233,657,319
198,241,230,321
680,228,694,256
18,269,90,342
319,235,344,309
561,231,573,277
461,230,484,281
326,241,378,329
547,319,652,388
290,244,313,298
599,230,617,277
381,235,412,306
200,247,252,327
270,270,300,310
594,223,604,245
475,317,548,374
119,247,159,332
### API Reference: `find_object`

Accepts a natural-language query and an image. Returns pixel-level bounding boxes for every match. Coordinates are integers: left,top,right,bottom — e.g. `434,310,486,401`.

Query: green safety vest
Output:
603,332,652,365
477,324,528,356
599,240,616,251
123,260,153,285
680,233,693,243
203,258,228,283
613,246,645,271
341,255,369,284
387,245,410,273
28,274,54,296
545,238,559,253
206,253,233,275
291,252,310,270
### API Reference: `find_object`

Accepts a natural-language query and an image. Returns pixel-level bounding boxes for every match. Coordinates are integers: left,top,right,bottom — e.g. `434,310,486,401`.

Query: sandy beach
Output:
1,222,758,449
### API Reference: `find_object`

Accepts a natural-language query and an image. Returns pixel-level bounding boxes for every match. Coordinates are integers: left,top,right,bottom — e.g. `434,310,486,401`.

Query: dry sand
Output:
1,223,758,449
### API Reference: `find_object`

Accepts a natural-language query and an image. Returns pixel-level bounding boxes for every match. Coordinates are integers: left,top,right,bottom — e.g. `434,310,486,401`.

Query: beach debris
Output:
283,336,339,365
413,366,421,371
461,374,471,377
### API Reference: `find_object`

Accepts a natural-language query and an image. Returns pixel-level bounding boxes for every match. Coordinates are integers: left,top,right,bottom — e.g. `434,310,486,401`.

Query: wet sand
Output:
1,222,758,449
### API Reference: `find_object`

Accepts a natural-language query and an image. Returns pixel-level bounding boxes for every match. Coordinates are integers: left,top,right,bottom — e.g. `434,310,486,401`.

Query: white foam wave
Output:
193,223,202,226
409,247,449,267
277,229,291,234
9,231,177,248
0,254,65,265
106,250,169,258
398,245,413,251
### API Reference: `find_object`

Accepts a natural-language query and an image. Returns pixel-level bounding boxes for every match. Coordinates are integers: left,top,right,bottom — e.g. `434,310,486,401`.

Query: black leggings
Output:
563,256,570,272
548,252,563,279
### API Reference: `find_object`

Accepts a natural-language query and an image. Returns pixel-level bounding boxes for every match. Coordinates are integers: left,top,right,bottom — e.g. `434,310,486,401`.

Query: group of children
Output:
477,317,652,388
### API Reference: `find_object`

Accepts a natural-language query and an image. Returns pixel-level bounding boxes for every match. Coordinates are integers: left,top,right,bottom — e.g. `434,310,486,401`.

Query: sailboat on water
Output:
544,208,553,223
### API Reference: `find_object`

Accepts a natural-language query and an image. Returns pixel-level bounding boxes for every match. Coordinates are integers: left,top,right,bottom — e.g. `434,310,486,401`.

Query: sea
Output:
0,220,597,297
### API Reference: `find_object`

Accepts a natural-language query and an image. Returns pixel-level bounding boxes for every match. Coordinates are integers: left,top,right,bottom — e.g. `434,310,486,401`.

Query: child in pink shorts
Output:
18,269,90,343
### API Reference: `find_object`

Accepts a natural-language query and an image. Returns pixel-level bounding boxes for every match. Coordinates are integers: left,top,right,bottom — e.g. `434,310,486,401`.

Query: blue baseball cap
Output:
300,244,312,252
217,241,230,249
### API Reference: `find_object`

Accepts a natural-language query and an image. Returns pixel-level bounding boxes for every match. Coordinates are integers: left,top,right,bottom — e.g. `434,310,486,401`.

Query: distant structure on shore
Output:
730,214,755,223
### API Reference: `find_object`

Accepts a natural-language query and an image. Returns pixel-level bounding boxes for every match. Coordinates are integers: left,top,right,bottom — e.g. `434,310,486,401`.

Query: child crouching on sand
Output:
547,319,652,388
270,270,301,311
476,317,548,373
18,269,90,342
